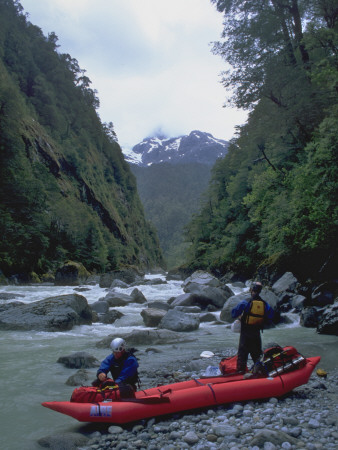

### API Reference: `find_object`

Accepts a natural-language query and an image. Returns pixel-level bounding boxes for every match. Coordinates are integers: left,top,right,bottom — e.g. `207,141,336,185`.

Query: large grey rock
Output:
65,369,91,386
96,329,195,348
220,292,248,322
130,288,147,304
99,269,144,288
159,309,200,332
0,294,93,331
110,279,129,289
57,351,99,368
182,270,221,289
311,282,337,307
317,301,338,335
147,301,170,311
300,307,323,328
291,294,307,311
91,300,109,314
182,283,233,310
103,291,134,307
141,308,166,327
260,289,279,309
272,272,298,294
200,312,218,322
170,293,199,308
100,309,123,324
174,306,202,313
54,261,90,286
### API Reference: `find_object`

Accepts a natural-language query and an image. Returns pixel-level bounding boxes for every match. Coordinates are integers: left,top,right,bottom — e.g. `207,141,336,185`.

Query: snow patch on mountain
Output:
122,131,228,166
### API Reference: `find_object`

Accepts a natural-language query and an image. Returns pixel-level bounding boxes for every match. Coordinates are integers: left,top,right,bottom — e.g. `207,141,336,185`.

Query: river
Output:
0,274,336,450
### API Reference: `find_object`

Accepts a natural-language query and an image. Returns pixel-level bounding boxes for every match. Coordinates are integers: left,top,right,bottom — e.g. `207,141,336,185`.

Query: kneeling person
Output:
96,337,139,398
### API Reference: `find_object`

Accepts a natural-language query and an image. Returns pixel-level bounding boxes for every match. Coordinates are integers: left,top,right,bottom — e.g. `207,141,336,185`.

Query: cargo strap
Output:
206,383,217,403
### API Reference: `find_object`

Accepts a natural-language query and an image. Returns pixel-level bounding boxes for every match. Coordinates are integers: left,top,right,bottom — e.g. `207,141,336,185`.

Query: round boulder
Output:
54,261,90,286
159,309,200,332
141,308,167,327
220,292,248,322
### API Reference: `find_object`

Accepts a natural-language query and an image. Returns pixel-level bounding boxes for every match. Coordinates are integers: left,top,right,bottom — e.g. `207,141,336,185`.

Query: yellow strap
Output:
101,385,118,391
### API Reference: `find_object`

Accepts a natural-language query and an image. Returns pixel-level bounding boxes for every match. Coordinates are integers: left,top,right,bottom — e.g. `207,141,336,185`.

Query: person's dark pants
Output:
237,326,262,372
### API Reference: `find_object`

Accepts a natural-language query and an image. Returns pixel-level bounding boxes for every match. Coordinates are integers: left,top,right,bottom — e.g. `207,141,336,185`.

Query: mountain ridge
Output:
123,130,229,166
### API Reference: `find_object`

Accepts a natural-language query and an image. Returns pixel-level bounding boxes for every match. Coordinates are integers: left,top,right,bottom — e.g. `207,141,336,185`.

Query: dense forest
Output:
185,0,338,282
0,0,163,279
131,162,211,268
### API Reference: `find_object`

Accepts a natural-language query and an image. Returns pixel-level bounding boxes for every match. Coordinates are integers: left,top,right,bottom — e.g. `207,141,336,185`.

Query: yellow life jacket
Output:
243,299,265,326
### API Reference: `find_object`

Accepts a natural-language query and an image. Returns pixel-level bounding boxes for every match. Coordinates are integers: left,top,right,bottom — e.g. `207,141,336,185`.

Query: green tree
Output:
184,1,338,280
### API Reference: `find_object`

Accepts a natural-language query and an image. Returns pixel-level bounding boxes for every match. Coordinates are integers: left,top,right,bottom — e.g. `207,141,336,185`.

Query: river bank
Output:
67,365,337,450
0,275,337,449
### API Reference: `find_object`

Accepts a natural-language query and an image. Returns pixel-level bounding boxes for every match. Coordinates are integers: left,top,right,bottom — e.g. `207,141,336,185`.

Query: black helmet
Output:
251,282,262,293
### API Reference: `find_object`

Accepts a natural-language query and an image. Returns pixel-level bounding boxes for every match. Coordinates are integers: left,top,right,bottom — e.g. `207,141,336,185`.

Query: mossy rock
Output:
29,272,41,283
0,271,8,286
55,261,90,286
41,272,55,283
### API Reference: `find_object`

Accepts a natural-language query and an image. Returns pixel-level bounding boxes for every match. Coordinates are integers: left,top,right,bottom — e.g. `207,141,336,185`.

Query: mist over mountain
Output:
123,130,229,166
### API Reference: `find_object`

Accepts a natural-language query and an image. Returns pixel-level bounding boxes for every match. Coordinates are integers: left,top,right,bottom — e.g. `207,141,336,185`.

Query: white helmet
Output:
110,337,126,353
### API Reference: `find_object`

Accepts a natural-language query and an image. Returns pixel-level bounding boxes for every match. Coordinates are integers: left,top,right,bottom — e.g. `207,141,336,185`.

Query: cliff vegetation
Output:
0,0,164,278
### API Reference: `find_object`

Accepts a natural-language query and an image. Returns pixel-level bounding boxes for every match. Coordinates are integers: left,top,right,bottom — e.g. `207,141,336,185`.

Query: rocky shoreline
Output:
1,268,337,449
1,270,337,335
39,353,338,450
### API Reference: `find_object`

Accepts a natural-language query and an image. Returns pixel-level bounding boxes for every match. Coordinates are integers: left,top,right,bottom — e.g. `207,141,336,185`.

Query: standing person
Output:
231,282,274,373
94,337,139,396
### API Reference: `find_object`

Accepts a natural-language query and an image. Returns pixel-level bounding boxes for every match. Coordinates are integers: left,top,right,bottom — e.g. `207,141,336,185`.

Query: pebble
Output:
75,368,337,450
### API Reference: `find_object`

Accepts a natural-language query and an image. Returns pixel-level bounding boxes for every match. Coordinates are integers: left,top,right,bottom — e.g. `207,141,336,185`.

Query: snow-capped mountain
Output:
123,130,229,166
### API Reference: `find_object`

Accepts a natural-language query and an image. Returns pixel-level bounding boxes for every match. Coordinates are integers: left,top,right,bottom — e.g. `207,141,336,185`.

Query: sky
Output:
19,0,248,150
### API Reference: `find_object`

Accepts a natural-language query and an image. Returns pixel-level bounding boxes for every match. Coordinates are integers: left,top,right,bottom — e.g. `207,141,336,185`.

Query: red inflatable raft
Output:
42,351,320,424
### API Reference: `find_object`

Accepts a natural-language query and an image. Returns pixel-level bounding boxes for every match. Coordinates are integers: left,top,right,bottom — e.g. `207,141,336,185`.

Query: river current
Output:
0,274,337,450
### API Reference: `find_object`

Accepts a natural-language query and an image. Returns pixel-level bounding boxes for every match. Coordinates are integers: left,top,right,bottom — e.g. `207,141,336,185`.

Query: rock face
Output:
0,294,93,331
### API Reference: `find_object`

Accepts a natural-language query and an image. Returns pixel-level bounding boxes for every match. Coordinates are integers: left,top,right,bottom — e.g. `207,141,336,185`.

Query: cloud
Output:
20,0,248,149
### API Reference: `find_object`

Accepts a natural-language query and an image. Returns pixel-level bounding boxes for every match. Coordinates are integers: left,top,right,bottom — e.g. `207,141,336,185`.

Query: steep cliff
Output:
0,0,163,277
